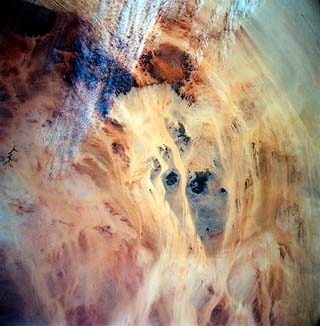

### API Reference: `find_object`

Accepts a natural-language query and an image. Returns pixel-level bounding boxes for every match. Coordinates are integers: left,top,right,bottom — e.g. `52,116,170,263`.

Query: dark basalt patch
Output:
64,32,137,108
139,51,153,73
166,121,191,154
189,171,212,194
220,187,227,195
176,122,191,145
45,14,137,117
165,170,179,187
69,41,137,116
97,63,137,116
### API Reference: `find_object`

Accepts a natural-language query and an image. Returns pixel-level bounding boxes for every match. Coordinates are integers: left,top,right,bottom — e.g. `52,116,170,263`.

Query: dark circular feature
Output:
165,171,179,186
190,171,211,194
